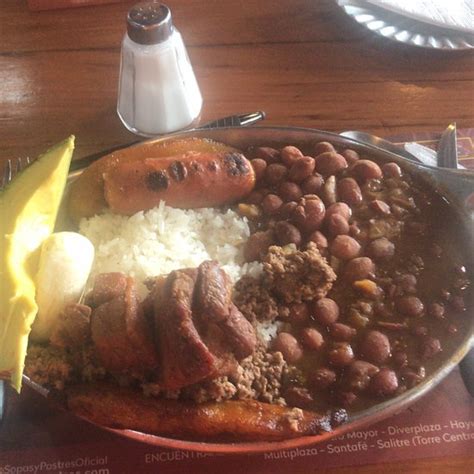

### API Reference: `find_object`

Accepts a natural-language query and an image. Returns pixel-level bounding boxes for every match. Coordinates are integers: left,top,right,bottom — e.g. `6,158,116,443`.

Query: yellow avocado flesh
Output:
0,136,75,392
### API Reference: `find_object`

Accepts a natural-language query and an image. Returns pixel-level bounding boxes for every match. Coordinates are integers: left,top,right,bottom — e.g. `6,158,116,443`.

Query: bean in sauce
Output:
313,141,336,156
272,332,303,364
338,178,363,207
344,257,375,281
367,237,395,260
308,230,328,251
288,156,316,182
327,214,350,237
301,327,325,351
351,160,383,182
358,330,391,364
262,194,283,215
275,221,302,246
328,342,355,367
312,298,340,325
325,202,352,221
314,152,348,176
330,235,361,260
265,163,288,185
278,181,303,202
370,369,398,397
250,158,267,181
341,149,360,165
301,174,324,194
280,145,303,167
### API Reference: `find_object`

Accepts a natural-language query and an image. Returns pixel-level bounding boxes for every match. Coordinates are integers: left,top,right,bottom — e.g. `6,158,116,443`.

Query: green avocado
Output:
0,136,74,392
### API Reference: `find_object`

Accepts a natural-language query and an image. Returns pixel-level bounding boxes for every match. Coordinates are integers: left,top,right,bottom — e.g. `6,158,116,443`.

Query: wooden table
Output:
0,1,472,472
1,0,474,165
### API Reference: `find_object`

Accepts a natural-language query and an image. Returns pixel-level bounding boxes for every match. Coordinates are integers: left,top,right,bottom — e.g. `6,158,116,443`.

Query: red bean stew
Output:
237,141,472,413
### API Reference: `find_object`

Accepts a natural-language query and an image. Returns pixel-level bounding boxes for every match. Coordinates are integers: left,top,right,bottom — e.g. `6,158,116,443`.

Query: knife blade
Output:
339,130,420,162
0,381,5,426
436,122,459,169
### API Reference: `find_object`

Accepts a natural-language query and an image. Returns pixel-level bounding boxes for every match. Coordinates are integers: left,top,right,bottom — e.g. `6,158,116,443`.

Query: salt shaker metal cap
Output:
127,2,173,45
117,2,203,137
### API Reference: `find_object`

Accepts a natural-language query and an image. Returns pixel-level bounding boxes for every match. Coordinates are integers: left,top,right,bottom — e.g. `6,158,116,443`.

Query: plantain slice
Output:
67,382,341,442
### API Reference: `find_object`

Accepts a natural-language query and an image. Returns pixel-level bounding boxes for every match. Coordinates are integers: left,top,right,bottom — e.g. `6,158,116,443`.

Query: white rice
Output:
256,320,283,343
79,202,262,297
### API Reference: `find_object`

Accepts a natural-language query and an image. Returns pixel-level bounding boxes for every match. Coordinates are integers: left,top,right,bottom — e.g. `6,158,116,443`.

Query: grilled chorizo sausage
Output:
103,151,255,215
67,137,236,222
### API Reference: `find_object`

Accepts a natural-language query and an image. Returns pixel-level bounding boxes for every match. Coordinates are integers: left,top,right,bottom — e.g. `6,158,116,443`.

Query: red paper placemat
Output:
1,128,473,473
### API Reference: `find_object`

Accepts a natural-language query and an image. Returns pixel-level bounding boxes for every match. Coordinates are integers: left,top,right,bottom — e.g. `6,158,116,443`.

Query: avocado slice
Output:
0,136,75,392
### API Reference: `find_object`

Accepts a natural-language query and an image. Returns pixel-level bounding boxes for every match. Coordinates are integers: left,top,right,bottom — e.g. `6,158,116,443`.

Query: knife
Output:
436,122,459,169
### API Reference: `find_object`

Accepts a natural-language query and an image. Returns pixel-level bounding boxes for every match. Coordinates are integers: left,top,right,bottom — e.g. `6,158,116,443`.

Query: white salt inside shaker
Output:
117,2,202,136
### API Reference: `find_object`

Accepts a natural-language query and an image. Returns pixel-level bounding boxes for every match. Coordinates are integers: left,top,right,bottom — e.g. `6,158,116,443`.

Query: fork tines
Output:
2,159,12,188
1,157,31,189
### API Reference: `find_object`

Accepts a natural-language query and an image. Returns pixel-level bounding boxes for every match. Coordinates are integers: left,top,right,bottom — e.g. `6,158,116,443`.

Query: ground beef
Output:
235,347,288,404
24,345,73,390
263,243,337,304
182,376,238,403
233,276,280,322
234,243,336,322
76,344,107,382
141,382,181,400
25,343,106,389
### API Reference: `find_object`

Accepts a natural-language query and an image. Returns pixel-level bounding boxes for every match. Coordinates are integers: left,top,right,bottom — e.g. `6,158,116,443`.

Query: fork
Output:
0,156,32,189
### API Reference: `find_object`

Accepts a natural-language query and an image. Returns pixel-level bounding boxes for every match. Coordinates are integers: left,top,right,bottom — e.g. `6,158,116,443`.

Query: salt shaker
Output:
117,2,203,136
